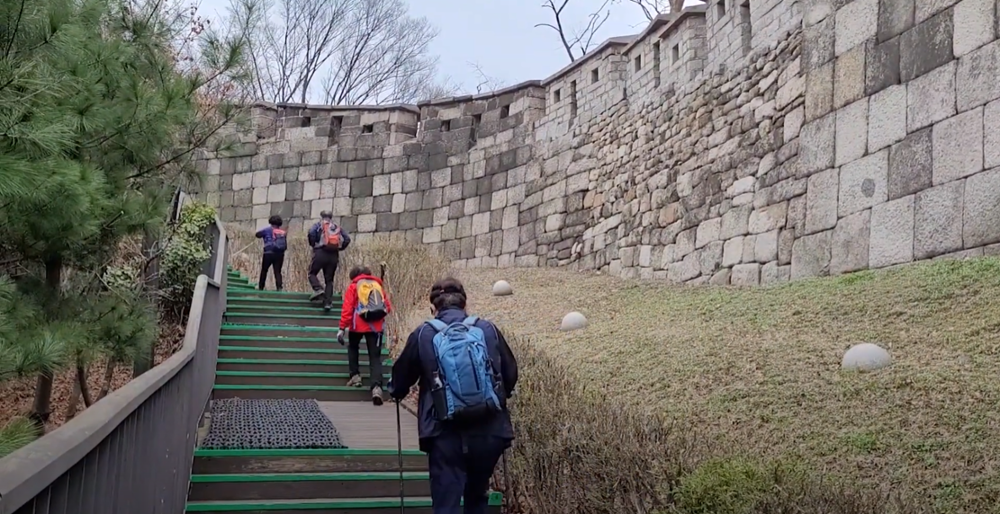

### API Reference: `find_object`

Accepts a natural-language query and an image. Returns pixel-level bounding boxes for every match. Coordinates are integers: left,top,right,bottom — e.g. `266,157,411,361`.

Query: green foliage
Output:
0,0,252,454
88,292,157,364
673,457,807,514
0,419,40,458
160,201,218,310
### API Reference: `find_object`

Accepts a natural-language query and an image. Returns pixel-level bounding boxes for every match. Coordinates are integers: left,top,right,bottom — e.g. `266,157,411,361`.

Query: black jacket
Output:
389,307,519,451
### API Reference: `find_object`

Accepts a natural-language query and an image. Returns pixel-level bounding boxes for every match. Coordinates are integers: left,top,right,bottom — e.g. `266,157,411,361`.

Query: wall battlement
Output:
197,0,1000,285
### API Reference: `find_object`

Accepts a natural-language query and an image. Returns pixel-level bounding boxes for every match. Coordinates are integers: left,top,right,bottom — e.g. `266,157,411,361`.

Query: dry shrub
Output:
227,226,450,349
504,334,926,514
504,334,689,513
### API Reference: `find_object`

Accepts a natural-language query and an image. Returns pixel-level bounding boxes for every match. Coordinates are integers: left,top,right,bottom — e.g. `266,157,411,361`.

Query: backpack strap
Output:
462,316,479,327
426,319,448,332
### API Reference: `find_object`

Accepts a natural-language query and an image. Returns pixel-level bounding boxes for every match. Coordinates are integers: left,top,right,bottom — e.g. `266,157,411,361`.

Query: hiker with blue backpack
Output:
255,215,287,291
388,277,518,514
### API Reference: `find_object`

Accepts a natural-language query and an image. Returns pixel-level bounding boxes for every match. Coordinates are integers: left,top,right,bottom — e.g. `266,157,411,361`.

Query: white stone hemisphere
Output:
841,343,892,371
492,280,513,296
560,311,588,331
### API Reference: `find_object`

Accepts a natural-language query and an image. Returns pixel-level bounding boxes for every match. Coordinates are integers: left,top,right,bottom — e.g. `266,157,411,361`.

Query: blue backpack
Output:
426,316,502,422
272,228,287,252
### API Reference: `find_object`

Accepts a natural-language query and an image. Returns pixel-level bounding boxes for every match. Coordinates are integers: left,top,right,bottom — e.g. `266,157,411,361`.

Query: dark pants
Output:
426,432,506,514
347,331,383,390
258,252,284,290
307,249,338,304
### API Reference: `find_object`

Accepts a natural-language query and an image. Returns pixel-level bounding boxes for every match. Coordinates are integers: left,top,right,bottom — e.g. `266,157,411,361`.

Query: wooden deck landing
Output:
317,401,421,450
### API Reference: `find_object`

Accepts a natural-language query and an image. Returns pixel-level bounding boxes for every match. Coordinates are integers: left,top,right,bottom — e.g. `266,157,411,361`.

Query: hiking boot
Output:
346,374,362,388
371,385,384,406
309,290,323,301
323,303,332,312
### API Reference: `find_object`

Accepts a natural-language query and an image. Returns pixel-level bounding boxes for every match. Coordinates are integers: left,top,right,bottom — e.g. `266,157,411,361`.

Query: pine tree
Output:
0,0,251,443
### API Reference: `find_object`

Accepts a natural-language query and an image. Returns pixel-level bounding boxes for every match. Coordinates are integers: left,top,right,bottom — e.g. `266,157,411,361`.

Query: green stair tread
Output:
186,495,501,511
226,313,342,320
215,371,390,378
226,304,343,312
216,358,392,366
195,448,423,457
190,472,427,483
219,335,369,344
214,384,370,391
227,290,330,297
222,324,340,332
228,297,339,305
218,346,379,354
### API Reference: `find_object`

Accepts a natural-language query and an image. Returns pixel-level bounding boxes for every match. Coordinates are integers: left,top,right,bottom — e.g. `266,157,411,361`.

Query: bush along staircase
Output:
184,267,503,513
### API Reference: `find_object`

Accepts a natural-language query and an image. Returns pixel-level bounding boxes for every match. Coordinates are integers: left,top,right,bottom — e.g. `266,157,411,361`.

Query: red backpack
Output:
320,221,342,250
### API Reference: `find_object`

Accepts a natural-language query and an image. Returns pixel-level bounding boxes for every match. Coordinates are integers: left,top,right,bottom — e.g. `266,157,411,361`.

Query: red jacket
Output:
340,274,393,333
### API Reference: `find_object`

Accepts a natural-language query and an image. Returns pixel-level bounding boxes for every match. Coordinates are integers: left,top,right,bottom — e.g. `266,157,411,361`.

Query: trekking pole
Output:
395,397,405,514
502,449,511,507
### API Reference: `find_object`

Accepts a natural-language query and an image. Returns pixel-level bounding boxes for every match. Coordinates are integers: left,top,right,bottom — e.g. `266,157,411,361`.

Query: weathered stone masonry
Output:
196,0,1000,285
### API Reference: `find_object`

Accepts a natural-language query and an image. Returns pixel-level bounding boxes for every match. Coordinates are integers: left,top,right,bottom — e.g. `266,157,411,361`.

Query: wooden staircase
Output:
184,268,503,513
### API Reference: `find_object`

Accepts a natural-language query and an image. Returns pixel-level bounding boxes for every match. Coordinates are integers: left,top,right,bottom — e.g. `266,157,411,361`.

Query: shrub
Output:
160,202,218,312
502,334,927,514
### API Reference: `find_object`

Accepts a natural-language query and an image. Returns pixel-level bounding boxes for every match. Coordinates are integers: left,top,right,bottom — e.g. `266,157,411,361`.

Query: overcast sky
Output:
195,0,652,92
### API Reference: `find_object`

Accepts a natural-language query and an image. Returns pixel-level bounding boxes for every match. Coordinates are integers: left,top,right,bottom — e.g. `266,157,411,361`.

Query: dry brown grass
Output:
227,226,450,351
461,259,1000,513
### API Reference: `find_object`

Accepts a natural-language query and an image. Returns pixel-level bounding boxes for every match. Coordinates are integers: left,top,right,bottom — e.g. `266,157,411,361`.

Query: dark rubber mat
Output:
201,398,346,449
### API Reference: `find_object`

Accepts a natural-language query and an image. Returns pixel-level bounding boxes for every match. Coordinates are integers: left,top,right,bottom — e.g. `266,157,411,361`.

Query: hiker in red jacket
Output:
338,266,393,405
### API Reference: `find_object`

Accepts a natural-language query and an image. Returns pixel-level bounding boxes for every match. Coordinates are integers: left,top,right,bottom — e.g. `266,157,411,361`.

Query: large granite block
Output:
914,180,965,258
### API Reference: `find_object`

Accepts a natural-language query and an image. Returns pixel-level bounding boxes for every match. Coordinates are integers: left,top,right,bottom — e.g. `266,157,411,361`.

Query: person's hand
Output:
337,329,346,345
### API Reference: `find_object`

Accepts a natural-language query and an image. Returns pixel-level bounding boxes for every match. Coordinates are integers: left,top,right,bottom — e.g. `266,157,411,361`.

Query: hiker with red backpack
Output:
388,278,518,514
255,215,287,291
306,211,352,311
338,266,392,405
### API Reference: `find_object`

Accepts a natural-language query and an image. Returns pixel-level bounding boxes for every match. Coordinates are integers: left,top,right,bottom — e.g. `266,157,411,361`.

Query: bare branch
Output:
536,0,616,63
231,0,443,105
321,0,440,105
467,62,506,95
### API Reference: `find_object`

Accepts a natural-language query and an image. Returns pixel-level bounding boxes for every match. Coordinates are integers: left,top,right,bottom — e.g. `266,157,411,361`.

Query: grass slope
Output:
461,258,1000,513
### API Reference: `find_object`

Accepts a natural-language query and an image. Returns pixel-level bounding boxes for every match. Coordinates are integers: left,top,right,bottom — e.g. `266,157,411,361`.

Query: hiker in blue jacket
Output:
388,277,518,514
255,215,287,291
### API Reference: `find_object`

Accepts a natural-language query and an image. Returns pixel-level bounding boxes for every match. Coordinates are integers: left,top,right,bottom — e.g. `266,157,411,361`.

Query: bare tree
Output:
625,0,685,19
228,0,448,105
468,62,507,94
536,0,616,63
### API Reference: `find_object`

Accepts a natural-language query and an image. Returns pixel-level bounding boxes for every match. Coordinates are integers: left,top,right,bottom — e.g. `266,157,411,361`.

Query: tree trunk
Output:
29,372,54,430
31,255,63,428
97,359,116,400
78,362,93,407
64,374,81,421
134,230,159,377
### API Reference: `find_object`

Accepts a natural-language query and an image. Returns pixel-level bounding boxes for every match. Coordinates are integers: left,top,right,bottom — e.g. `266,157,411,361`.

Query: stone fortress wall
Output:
196,0,1000,285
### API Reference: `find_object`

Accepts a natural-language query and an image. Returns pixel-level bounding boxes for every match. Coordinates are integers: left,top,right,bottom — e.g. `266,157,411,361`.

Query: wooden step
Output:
228,290,338,301
216,359,380,374
224,312,341,328
212,384,379,401
185,495,502,513
217,346,391,362
227,303,342,313
187,472,431,502
226,297,343,310
214,371,389,387
218,335,388,352
221,324,340,339
191,449,427,474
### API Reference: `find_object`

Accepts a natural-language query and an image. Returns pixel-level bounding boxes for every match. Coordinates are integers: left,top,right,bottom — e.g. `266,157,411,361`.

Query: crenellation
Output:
196,0,1000,283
